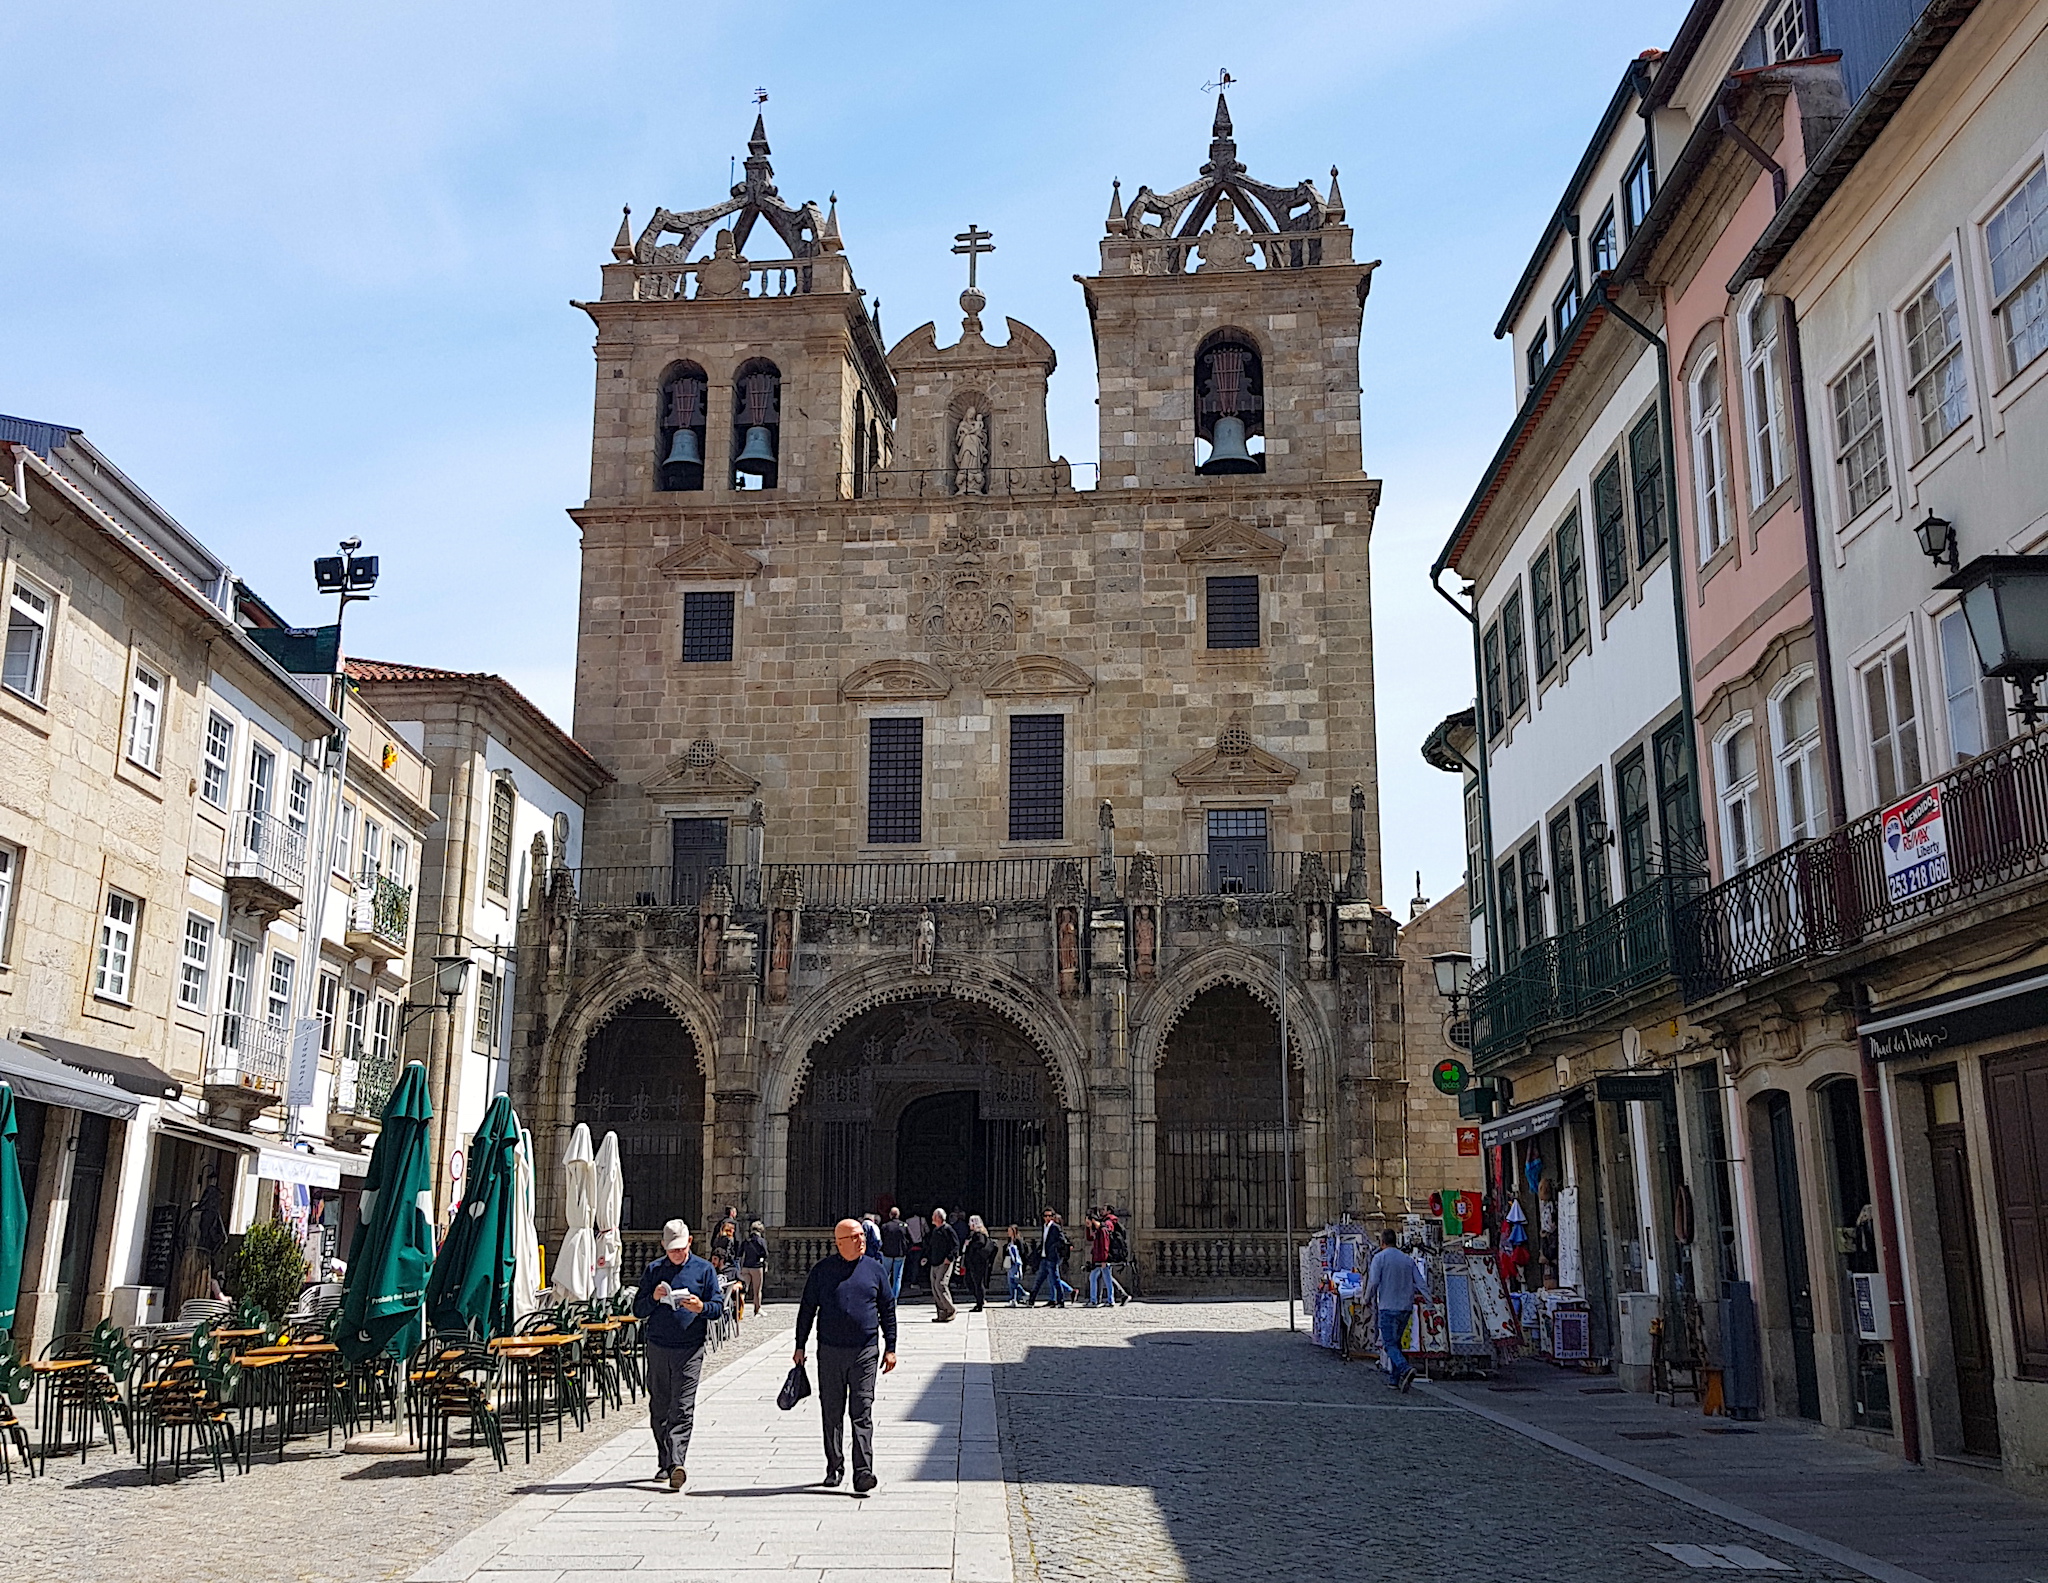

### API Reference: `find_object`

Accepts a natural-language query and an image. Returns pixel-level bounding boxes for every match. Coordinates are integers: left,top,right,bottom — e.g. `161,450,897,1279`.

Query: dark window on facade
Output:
1618,748,1653,896
1482,621,1505,739
669,817,727,905
486,778,515,894
1629,409,1668,564
1594,457,1630,607
1554,275,1582,342
1653,716,1703,876
1623,143,1656,239
1206,575,1261,650
657,362,708,492
1008,714,1065,842
1195,331,1266,475
1502,588,1528,716
1550,811,1579,934
1591,205,1619,274
1496,856,1521,963
1531,551,1558,680
1526,329,1549,390
681,590,736,663
1555,509,1588,650
1207,807,1270,894
1518,840,1546,943
867,718,924,844
1575,786,1611,916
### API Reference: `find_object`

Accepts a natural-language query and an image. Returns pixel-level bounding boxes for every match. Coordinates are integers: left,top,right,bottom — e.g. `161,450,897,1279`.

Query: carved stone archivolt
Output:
917,520,1016,682
981,654,1092,698
839,658,953,702
642,740,760,798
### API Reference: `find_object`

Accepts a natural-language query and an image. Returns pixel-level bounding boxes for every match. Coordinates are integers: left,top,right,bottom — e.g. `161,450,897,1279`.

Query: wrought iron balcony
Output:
1469,876,1688,1068
206,1011,288,1096
345,871,412,959
1679,727,2048,1000
332,1036,398,1124
224,809,307,918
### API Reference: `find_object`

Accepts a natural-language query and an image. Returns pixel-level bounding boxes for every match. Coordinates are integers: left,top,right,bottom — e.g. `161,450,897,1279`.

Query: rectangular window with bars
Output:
681,590,736,663
487,778,515,893
867,717,924,844
474,970,499,1053
1205,575,1261,650
1008,714,1065,841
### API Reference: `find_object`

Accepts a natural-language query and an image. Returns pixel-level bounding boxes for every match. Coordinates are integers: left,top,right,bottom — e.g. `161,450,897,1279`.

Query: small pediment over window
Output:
839,659,953,702
1172,726,1300,793
655,533,764,580
981,655,1093,698
1177,520,1287,565
642,744,760,798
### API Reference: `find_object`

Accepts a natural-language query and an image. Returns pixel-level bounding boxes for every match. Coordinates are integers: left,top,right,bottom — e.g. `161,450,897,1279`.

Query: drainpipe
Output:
1429,575,1500,967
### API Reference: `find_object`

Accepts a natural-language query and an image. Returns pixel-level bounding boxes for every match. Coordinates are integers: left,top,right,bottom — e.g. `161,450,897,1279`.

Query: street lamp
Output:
1938,554,2048,725
1912,511,1958,571
1430,950,1473,1015
397,954,475,1036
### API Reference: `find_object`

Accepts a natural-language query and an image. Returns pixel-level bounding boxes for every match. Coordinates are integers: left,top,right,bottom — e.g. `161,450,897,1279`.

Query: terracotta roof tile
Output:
344,658,611,784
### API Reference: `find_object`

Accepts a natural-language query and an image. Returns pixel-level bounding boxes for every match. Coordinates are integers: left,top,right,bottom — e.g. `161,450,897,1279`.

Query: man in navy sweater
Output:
793,1217,898,1494
632,1218,725,1490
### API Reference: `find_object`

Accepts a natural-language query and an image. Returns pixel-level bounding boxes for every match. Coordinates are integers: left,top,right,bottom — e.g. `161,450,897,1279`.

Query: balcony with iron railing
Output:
1468,875,1691,1070
345,869,412,961
563,851,1341,914
224,809,307,920
205,1011,287,1116
331,1036,399,1131
1678,727,2048,1002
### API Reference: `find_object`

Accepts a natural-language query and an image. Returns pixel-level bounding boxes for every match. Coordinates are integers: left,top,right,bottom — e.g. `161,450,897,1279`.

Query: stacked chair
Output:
134,1326,243,1482
0,1337,33,1481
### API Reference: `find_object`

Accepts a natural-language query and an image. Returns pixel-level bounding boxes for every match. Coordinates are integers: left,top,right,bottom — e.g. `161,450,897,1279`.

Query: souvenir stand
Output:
1403,1198,1518,1378
1304,1224,1370,1354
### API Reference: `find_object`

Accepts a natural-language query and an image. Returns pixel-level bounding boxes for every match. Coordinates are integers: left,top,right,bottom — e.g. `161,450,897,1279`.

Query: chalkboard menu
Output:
142,1202,181,1288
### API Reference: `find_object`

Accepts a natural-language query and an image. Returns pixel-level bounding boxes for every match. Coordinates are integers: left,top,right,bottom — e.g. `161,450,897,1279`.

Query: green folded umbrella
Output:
0,1083,25,1335
336,1062,435,1363
425,1093,520,1339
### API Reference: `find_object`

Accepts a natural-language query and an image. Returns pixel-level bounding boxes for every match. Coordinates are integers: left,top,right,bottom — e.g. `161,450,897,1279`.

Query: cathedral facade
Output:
513,100,1412,1290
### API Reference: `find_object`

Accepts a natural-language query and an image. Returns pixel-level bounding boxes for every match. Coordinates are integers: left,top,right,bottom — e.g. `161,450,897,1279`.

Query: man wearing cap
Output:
794,1217,898,1494
633,1218,725,1489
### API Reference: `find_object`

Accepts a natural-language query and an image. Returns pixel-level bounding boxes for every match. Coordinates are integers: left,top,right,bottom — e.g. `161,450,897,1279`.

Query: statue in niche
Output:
1133,905,1157,981
698,915,722,986
1056,907,1081,997
912,907,937,975
954,409,988,496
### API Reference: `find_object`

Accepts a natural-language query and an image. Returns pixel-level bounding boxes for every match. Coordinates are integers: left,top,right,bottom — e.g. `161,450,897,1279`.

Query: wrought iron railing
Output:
333,1036,398,1122
1469,875,1689,1065
568,852,1345,914
1679,728,2048,999
348,872,412,946
226,809,307,898
208,1011,288,1094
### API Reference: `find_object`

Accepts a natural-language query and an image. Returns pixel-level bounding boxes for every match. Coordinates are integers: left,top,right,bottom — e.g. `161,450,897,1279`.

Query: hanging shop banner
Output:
285,1017,323,1110
1457,1125,1481,1157
1880,784,1949,903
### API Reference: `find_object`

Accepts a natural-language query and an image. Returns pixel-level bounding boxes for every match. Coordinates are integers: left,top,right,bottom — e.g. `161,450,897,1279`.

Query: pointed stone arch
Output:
536,959,721,1136
1133,943,1330,1077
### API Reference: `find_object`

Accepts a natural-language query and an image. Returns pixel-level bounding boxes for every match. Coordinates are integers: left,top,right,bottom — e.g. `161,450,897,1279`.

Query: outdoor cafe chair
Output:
419,1346,508,1474
36,1332,129,1469
134,1340,241,1483
0,1337,34,1482
169,1297,232,1334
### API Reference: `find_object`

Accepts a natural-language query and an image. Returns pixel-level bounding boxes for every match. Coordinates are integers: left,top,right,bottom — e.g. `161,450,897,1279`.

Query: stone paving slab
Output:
407,1306,1013,1583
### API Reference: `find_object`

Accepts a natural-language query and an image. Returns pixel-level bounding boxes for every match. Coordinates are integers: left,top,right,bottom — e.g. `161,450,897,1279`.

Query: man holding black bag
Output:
631,1218,725,1490
793,1217,898,1494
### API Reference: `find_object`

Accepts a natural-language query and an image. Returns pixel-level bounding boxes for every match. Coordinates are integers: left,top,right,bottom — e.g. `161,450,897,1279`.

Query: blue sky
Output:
4,0,1689,904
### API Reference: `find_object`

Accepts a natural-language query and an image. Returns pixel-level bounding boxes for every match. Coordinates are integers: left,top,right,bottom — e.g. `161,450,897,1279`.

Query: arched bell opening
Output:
657,361,709,492
574,994,707,1233
732,358,781,490
786,997,1067,1229
1153,984,1301,1229
1194,329,1266,476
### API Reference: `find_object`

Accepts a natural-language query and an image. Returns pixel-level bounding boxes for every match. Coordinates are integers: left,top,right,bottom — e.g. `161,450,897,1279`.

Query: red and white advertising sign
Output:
1457,1125,1481,1157
1880,784,1949,903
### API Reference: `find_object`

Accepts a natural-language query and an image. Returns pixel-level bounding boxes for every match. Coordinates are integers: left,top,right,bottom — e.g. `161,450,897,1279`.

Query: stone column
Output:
1335,899,1408,1225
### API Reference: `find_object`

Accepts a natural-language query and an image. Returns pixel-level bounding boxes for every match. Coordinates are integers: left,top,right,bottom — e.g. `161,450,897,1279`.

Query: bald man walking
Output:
794,1217,898,1494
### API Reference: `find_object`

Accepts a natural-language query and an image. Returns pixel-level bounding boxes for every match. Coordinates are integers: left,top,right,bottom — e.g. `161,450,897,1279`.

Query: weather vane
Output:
753,87,769,106
1202,67,1236,92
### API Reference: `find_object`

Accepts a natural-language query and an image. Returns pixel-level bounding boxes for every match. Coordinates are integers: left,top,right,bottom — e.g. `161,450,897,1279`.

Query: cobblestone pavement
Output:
4,1315,772,1583
985,1300,1941,1583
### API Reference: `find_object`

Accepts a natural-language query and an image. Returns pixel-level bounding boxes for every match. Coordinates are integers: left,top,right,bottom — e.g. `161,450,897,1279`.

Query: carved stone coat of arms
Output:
917,520,1016,681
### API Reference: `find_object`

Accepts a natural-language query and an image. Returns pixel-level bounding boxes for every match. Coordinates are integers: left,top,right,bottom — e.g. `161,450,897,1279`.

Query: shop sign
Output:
1862,972,2048,1062
1880,784,1949,903
1595,1073,1675,1104
1456,1125,1481,1157
1433,1058,1469,1095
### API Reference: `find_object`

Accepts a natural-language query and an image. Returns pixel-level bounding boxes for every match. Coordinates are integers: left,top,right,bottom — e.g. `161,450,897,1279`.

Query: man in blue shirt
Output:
633,1218,726,1488
1364,1227,1420,1391
794,1217,898,1494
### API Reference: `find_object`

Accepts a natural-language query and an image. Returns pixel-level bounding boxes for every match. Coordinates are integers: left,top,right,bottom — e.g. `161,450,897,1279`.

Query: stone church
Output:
513,98,1419,1290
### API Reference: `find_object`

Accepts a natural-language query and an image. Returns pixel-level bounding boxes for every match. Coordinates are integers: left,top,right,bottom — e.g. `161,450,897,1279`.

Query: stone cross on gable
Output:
952,224,995,289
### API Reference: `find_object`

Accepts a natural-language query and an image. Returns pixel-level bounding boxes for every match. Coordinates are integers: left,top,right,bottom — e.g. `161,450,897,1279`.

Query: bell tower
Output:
577,116,896,505
1079,95,1376,490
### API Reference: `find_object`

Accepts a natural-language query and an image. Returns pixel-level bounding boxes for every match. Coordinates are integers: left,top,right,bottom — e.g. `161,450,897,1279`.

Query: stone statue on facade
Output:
955,409,988,496
912,906,937,975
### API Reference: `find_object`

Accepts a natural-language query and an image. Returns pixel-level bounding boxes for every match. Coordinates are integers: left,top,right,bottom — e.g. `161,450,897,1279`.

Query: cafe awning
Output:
1479,1095,1567,1148
157,1115,349,1190
10,1029,182,1101
0,1037,138,1119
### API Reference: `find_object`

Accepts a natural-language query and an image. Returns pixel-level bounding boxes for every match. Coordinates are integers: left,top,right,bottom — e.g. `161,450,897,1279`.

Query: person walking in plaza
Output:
962,1215,993,1312
861,1212,882,1258
631,1219,726,1489
1029,1209,1070,1307
738,1220,768,1315
905,1210,927,1292
1365,1227,1419,1391
794,1216,898,1495
1086,1211,1115,1307
925,1207,960,1322
1004,1226,1026,1306
709,1217,738,1270
878,1207,909,1298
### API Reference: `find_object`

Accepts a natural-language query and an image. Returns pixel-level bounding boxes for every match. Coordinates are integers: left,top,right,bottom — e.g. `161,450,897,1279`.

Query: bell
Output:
664,427,703,467
1201,414,1260,475
734,425,777,476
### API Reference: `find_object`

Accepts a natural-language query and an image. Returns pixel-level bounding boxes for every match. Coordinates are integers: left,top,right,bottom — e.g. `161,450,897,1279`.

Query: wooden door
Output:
1985,1048,2048,1383
1927,1083,2001,1456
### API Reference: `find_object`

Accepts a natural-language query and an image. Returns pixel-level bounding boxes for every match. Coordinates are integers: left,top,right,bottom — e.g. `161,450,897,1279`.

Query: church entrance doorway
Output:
788,997,1065,1229
574,995,706,1232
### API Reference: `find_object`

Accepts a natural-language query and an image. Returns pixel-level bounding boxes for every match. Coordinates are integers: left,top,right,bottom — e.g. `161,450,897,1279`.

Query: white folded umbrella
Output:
552,1122,597,1304
511,1124,545,1320
593,1130,624,1300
